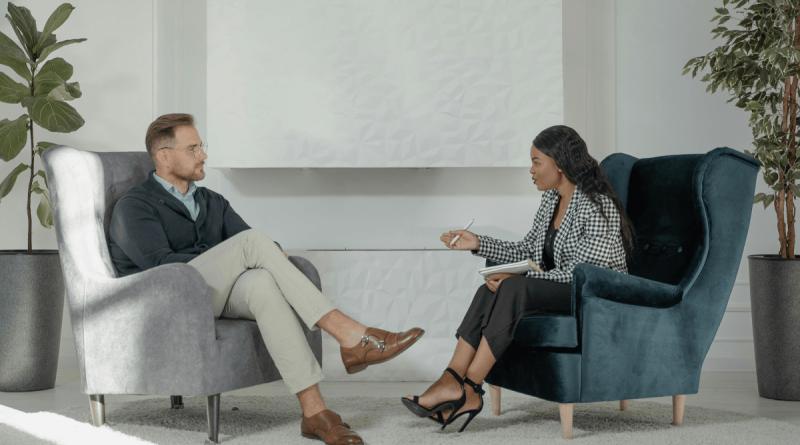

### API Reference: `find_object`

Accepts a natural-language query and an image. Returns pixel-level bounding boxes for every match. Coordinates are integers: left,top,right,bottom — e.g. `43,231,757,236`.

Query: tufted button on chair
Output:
41,146,322,443
484,147,760,439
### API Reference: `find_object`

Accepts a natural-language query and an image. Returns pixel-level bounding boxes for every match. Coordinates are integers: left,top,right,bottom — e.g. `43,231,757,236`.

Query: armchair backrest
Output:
601,148,759,291
41,146,154,284
602,152,704,286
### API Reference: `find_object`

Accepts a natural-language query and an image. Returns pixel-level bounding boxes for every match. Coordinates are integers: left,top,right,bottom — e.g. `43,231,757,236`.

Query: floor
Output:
1,370,799,427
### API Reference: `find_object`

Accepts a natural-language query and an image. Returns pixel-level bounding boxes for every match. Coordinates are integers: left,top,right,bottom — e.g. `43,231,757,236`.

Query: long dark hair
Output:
533,125,635,259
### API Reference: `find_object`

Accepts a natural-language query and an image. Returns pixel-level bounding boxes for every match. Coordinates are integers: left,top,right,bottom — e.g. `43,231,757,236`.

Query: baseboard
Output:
702,356,756,371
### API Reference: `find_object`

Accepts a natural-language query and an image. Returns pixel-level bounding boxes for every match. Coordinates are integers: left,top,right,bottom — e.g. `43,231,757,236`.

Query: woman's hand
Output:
485,272,522,292
441,230,479,250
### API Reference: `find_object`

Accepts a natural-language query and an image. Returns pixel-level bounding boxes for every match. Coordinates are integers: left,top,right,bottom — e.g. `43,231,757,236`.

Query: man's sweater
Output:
109,170,267,277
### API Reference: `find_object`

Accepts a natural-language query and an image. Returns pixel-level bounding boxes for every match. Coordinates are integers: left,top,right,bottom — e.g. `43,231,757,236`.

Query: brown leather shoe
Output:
341,327,424,374
301,409,363,445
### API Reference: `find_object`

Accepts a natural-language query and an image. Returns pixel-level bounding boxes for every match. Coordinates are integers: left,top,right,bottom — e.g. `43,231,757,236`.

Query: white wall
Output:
616,0,767,371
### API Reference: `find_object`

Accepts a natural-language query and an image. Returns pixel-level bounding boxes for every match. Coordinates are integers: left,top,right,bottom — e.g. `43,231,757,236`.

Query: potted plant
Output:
684,0,800,401
0,2,85,392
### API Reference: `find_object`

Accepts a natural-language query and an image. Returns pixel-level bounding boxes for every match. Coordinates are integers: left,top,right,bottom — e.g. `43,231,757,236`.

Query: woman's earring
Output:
558,169,562,172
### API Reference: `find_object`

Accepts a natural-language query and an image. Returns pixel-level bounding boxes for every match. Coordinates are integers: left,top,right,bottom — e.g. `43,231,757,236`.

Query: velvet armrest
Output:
572,263,683,312
79,263,216,384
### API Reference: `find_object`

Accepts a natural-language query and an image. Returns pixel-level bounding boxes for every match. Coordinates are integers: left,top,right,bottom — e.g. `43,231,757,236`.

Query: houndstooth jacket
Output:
473,187,628,283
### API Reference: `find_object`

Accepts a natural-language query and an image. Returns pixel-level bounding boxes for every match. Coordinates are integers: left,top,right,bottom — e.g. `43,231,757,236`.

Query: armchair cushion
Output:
514,314,578,348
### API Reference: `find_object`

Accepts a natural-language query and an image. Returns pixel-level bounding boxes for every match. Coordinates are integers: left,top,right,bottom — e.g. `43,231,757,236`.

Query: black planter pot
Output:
748,254,800,401
0,251,65,392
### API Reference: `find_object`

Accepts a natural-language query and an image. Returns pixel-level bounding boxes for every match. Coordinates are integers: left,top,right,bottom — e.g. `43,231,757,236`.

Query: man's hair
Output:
145,113,195,159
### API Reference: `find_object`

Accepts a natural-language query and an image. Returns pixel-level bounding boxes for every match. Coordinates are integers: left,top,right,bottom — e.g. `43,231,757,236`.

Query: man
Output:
109,113,424,445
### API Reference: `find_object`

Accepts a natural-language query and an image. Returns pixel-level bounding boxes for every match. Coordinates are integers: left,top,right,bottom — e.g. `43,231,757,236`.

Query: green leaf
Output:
36,169,48,189
36,38,86,63
35,31,56,53
764,194,775,209
0,29,24,55
791,184,800,197
46,80,79,101
36,57,72,81
0,114,29,161
35,188,53,228
0,71,28,103
30,178,42,194
22,97,83,133
32,71,64,97
34,3,75,55
0,162,28,202
754,192,766,203
6,4,38,57
0,44,33,81
34,141,56,157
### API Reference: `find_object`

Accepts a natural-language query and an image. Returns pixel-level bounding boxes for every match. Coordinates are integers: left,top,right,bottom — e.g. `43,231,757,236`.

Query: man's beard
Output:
177,165,205,183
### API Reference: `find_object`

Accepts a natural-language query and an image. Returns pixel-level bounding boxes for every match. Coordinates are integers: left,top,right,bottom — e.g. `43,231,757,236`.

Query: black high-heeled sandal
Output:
442,377,485,433
401,368,466,428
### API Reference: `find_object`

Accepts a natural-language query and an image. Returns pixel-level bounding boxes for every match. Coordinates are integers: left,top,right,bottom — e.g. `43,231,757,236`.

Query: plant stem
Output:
26,65,36,252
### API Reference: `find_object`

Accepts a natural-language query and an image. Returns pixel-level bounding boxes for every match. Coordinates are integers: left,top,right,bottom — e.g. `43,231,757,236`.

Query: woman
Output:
401,125,634,431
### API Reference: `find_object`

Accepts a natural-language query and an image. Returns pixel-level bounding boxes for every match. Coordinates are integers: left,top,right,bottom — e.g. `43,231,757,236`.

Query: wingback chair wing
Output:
484,147,760,439
41,146,322,443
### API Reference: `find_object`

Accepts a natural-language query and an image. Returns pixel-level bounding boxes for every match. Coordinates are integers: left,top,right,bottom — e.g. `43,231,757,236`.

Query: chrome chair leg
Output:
207,394,220,443
170,395,184,409
89,395,105,426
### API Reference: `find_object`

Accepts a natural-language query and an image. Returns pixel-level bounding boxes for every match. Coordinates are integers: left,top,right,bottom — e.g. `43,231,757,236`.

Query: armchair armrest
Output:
572,263,683,311
79,263,217,392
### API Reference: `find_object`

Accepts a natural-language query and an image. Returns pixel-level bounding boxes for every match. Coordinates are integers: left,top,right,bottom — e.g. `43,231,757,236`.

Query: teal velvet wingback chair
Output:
484,147,759,439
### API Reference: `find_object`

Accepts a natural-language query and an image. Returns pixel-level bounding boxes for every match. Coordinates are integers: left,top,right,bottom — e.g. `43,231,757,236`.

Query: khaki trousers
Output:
188,229,336,393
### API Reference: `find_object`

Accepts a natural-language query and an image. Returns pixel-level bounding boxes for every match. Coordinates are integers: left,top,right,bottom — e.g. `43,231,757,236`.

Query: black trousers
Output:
456,276,571,359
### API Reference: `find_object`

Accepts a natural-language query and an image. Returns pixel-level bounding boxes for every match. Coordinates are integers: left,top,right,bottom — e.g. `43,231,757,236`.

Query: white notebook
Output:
478,259,544,277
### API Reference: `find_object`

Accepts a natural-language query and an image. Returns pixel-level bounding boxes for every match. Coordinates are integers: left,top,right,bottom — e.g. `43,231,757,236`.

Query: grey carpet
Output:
4,395,800,444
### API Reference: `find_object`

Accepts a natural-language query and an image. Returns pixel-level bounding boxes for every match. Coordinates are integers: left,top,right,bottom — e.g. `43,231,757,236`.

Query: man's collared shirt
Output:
153,173,200,221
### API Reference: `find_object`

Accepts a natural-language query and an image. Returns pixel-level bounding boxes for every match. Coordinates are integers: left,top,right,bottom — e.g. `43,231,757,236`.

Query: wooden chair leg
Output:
88,395,105,427
559,403,573,439
672,395,685,426
489,384,501,415
620,400,628,411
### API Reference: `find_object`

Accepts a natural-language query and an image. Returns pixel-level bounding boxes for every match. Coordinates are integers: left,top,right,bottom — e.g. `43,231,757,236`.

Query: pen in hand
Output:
450,219,475,246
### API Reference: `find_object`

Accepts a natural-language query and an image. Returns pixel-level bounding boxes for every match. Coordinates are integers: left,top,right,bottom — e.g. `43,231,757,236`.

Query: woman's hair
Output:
532,125,635,259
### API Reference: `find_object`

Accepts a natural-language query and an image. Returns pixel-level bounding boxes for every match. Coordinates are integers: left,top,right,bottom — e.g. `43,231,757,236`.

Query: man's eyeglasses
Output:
157,142,208,156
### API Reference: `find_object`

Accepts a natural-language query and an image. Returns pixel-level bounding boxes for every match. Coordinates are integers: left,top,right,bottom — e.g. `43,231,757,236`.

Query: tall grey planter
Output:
748,254,800,401
0,251,65,392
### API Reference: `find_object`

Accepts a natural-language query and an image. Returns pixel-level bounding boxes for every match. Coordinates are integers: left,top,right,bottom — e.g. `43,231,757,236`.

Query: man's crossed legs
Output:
188,229,423,444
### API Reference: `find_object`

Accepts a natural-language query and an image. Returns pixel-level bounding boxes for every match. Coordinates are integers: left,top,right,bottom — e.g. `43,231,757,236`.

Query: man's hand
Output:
485,272,523,292
441,230,479,250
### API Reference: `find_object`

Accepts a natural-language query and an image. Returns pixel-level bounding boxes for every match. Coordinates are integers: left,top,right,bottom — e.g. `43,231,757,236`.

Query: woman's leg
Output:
405,277,571,417
405,284,494,409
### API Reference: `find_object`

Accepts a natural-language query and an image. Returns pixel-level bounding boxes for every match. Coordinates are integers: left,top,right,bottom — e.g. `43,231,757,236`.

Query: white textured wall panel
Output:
287,250,488,381
208,0,563,167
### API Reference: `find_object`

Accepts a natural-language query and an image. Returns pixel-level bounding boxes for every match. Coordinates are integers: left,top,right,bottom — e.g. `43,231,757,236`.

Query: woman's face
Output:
529,144,561,191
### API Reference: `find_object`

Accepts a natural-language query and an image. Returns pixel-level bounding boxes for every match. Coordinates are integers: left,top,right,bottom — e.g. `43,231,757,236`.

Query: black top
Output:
543,199,560,271
109,170,257,277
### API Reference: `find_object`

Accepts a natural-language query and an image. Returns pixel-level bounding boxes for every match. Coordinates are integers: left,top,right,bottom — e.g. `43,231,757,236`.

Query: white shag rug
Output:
1,395,799,444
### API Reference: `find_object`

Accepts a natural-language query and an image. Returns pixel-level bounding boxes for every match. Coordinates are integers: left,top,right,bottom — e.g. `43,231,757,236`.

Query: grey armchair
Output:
41,146,322,443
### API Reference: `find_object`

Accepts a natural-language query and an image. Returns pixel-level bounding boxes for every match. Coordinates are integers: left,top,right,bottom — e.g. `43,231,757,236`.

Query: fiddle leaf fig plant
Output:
0,2,85,251
684,0,800,258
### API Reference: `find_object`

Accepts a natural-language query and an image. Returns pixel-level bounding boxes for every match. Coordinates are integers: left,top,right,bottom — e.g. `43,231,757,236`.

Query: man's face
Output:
162,125,207,182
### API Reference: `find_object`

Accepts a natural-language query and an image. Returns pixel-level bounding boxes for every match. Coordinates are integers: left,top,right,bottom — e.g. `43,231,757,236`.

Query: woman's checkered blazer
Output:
473,187,628,284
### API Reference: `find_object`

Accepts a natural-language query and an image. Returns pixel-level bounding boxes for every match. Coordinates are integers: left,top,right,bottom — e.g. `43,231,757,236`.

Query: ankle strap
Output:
464,377,485,395
444,368,464,386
